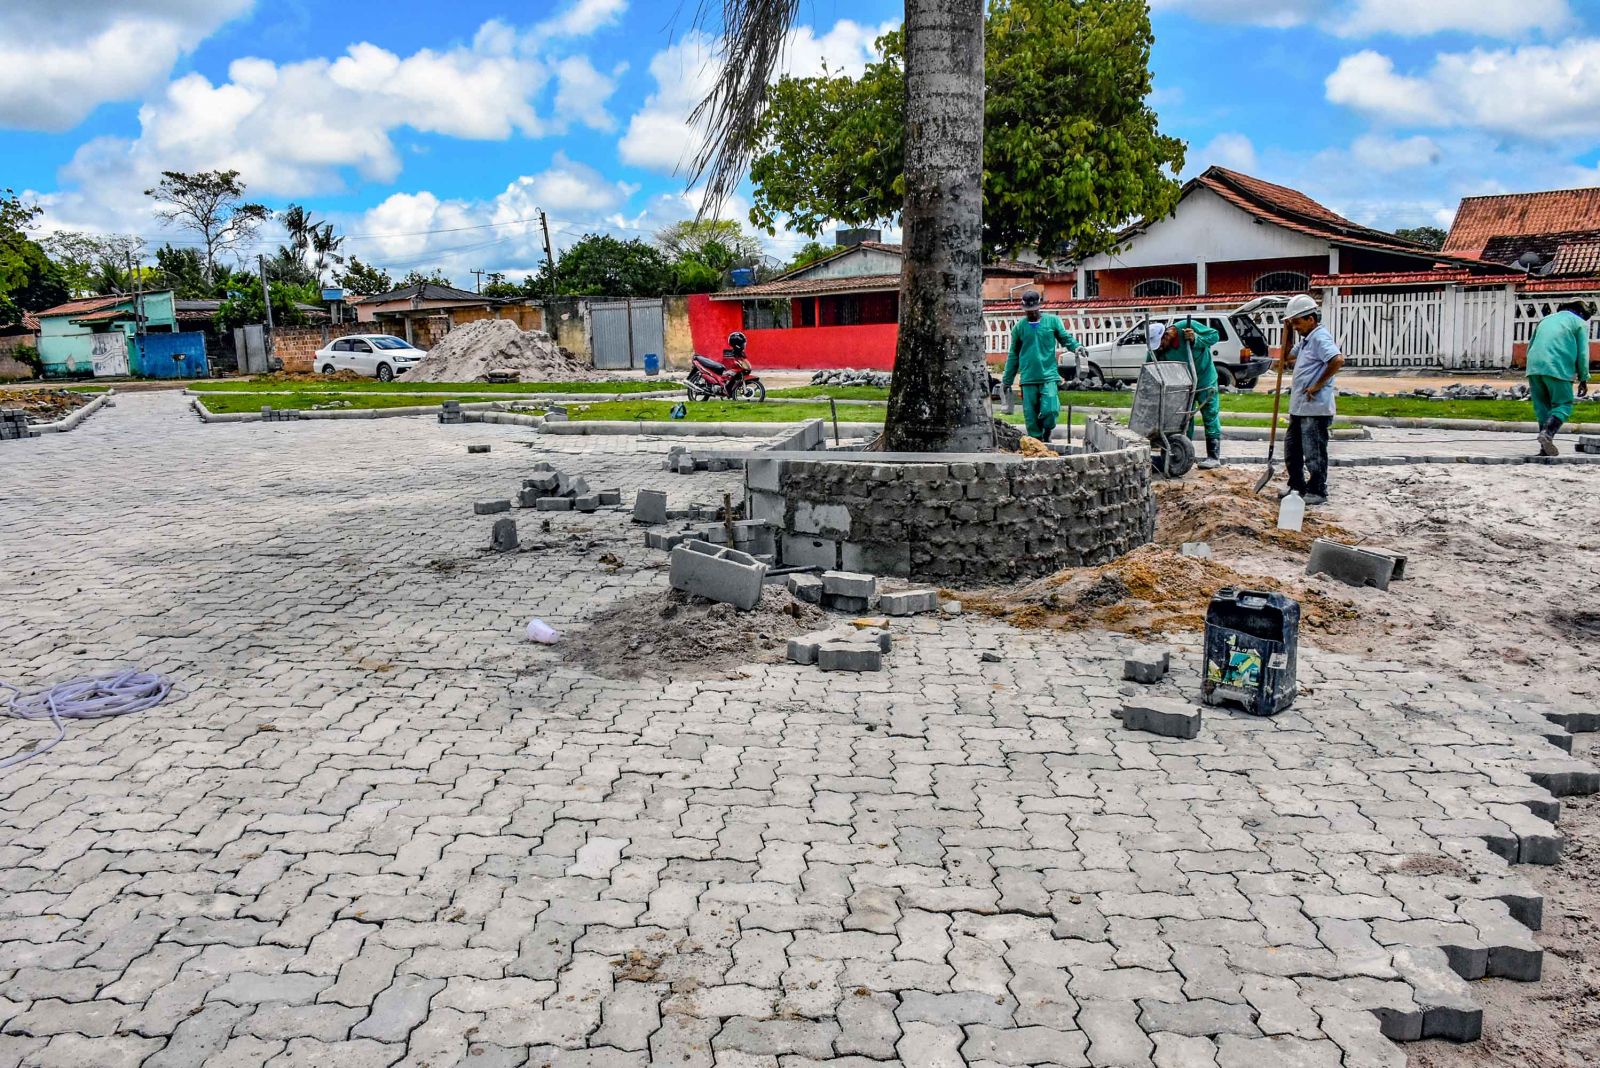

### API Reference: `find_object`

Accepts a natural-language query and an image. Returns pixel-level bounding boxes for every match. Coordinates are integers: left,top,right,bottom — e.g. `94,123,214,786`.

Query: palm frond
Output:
688,0,800,216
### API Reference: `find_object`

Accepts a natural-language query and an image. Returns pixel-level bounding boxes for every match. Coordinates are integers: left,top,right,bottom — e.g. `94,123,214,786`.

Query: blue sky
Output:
3,0,1598,287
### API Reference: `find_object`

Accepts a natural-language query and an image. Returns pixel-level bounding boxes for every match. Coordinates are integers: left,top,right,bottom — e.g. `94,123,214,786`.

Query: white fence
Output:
984,283,1600,370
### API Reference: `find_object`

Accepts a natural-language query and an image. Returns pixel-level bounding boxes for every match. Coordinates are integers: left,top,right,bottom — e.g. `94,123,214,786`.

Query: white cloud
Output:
1349,133,1441,172
1337,0,1571,39
29,20,622,237
1193,132,1258,175
618,19,896,175
0,0,253,131
1327,39,1600,138
534,0,628,38
1152,0,1571,38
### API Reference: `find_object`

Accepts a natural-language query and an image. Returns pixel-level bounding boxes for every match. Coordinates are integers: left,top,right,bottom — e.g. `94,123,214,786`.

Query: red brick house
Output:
1443,186,1600,280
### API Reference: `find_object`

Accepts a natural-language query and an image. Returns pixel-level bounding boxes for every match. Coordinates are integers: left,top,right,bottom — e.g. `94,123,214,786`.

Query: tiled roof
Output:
1196,167,1436,256
711,273,902,300
988,290,1270,312
21,313,40,332
70,308,138,323
1548,240,1600,277
353,282,490,305
35,295,127,319
1444,187,1600,258
1309,269,1518,288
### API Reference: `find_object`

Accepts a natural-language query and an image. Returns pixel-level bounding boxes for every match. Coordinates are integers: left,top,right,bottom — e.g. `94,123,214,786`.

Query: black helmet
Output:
727,331,747,349
1020,290,1043,308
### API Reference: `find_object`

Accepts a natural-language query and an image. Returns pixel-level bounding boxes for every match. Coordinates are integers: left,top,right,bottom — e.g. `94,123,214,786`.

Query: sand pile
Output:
963,542,1359,638
567,586,825,679
404,319,601,383
1153,468,1351,553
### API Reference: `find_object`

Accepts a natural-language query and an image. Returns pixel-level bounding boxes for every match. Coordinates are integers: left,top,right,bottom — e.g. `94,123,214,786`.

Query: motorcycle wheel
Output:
741,380,767,403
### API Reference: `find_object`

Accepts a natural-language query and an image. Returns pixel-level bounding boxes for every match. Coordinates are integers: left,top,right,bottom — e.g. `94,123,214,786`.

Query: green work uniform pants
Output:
1021,381,1061,440
1185,385,1222,442
1530,374,1575,427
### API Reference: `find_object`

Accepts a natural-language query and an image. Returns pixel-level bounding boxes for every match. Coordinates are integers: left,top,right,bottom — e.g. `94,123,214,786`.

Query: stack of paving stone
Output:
786,621,893,672
786,570,939,616
260,406,302,421
0,408,33,441
662,444,743,474
438,400,465,425
645,518,777,562
470,462,622,515
1578,434,1600,455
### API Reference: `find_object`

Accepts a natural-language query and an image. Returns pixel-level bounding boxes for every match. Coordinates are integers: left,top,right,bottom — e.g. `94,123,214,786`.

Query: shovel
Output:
1254,340,1289,494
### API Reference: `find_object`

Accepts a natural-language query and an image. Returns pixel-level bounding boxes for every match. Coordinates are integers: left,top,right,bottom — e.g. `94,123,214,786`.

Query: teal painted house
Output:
36,291,181,377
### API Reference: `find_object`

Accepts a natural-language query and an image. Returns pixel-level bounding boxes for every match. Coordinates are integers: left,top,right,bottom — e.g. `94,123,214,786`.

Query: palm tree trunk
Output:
881,0,990,453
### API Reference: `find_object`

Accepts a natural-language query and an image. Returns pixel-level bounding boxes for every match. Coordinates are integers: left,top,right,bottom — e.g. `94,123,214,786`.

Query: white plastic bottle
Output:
1277,492,1305,533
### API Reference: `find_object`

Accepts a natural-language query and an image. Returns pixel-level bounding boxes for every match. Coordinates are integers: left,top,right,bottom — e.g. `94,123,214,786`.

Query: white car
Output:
1079,314,1273,389
314,334,425,381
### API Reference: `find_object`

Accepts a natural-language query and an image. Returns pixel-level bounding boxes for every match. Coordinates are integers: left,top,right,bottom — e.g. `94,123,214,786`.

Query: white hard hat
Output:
1283,294,1319,320
1147,322,1167,351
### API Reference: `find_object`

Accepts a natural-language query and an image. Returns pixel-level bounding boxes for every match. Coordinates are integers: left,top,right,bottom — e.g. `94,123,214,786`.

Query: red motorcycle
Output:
686,331,767,402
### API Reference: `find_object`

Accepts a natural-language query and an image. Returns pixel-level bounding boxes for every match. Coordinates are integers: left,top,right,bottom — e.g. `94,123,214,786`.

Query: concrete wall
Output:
747,425,1155,584
689,294,898,370
662,295,694,369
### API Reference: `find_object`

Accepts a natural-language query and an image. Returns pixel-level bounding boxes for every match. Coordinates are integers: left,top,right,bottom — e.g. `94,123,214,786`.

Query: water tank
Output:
730,268,756,287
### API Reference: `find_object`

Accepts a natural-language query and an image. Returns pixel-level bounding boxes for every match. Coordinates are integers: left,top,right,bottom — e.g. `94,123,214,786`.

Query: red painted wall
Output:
687,294,900,370
1095,264,1199,300
1205,257,1326,294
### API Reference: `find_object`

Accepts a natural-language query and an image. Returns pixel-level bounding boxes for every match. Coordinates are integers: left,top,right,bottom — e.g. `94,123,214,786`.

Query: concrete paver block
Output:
633,489,668,524
467,444,490,454
817,641,883,672
490,518,518,552
669,539,768,610
786,574,824,604
475,500,511,515
572,495,600,513
880,589,939,616
1120,697,1202,739
1306,539,1397,590
597,489,622,506
822,571,877,599
536,497,572,512
1123,649,1171,684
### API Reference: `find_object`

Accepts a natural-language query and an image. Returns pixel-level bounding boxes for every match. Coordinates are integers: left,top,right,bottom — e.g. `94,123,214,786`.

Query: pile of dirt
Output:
2,389,92,423
403,319,602,383
567,586,825,679
963,542,1359,638
253,369,365,385
1153,468,1351,553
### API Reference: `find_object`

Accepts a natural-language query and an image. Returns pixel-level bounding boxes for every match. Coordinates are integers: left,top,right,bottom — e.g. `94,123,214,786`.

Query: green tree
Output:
215,277,316,333
41,232,145,296
537,234,675,297
655,220,764,265
336,257,394,296
746,1,1183,260
144,169,269,283
481,271,531,298
400,268,453,288
153,244,211,298
1394,225,1447,251
265,245,317,288
0,191,69,327
672,257,723,293
784,241,835,271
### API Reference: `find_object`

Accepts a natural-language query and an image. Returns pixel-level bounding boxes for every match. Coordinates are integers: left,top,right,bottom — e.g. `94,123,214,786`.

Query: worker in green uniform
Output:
1149,316,1224,469
1003,290,1081,441
1526,300,1593,455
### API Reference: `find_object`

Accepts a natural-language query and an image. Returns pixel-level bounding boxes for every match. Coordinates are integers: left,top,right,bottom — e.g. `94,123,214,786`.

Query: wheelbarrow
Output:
1129,359,1200,478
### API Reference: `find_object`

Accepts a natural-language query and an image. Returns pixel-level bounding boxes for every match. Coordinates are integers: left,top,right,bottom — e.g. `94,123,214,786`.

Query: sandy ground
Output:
1157,464,1600,1065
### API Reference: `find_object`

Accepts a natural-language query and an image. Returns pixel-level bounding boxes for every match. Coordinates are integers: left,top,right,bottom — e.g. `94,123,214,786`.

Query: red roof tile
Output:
1195,167,1438,257
711,274,901,300
70,308,137,323
1547,240,1600,277
1310,269,1518,288
35,295,126,319
1444,187,1600,258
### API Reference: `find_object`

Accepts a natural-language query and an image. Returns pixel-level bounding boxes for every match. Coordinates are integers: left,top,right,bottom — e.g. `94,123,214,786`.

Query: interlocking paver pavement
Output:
0,392,1594,1067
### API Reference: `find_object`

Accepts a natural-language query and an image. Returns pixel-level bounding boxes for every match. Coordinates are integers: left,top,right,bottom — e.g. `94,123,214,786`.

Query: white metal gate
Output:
590,299,665,370
1331,290,1443,368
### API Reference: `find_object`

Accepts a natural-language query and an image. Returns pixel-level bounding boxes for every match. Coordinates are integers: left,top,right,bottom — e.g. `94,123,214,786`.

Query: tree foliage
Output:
400,268,453,289
747,0,1184,258
0,191,69,327
144,170,269,282
784,241,835,272
537,234,677,297
336,257,394,296
1393,225,1447,251
153,244,211,299
41,232,146,297
215,277,316,333
655,220,764,265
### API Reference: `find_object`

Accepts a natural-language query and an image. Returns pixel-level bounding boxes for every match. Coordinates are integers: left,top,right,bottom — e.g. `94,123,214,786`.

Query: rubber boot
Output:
1538,416,1562,457
1198,436,1222,470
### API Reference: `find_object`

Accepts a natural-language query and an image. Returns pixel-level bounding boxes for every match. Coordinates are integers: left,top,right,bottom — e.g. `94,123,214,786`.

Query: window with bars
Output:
1132,278,1182,298
1254,271,1310,293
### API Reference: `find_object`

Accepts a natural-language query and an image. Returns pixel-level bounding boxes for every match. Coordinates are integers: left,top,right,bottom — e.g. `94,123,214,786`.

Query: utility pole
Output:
258,255,275,332
471,268,485,293
130,251,144,336
540,210,557,302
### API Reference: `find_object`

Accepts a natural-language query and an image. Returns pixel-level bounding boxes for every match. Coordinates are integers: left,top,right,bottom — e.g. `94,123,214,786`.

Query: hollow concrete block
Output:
670,539,768,610
1305,538,1397,590
633,489,669,524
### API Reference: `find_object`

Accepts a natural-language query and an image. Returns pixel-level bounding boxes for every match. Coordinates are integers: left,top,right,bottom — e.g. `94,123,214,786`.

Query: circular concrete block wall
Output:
745,421,1156,585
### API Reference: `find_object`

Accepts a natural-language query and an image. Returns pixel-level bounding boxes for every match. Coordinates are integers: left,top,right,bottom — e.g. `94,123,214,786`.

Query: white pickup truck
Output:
1078,313,1275,389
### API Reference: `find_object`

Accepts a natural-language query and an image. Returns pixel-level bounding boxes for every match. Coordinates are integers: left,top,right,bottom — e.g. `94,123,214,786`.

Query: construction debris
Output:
786,574,824,604
1305,538,1397,590
787,624,893,672
404,318,603,382
809,368,891,389
0,408,35,441
0,389,91,425
490,518,518,552
669,540,768,610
